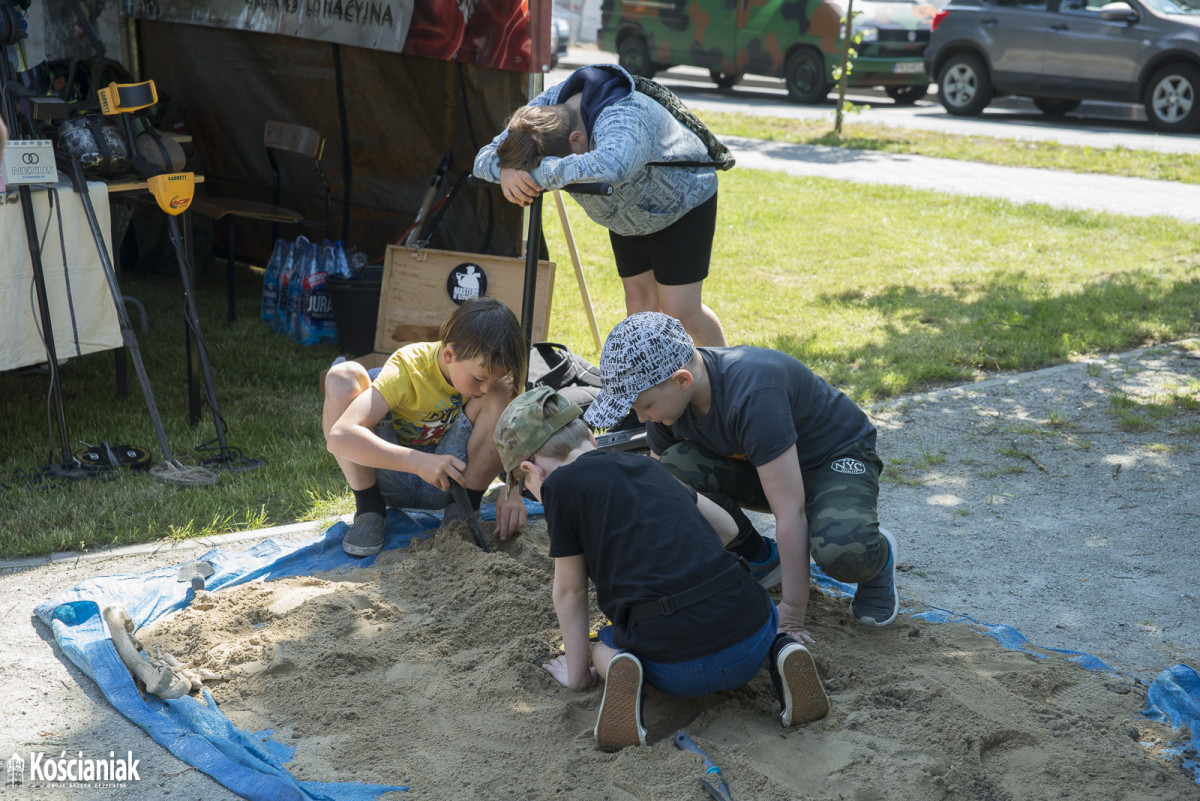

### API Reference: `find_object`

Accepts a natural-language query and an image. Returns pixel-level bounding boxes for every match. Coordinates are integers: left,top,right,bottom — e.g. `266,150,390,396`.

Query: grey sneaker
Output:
342,511,385,557
850,527,898,627
769,634,830,727
748,537,782,589
594,652,647,751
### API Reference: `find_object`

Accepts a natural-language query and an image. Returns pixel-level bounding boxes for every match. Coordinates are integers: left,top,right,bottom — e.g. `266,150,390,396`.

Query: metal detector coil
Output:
147,172,195,215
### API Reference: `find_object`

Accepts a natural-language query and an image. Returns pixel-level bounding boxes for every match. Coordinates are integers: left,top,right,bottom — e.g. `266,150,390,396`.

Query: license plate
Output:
893,61,925,74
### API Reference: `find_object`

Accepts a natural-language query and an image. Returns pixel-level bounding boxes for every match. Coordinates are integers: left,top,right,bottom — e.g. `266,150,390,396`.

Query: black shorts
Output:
609,190,718,286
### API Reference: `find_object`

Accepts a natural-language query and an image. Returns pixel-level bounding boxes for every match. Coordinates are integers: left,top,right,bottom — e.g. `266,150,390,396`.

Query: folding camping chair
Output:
191,120,332,321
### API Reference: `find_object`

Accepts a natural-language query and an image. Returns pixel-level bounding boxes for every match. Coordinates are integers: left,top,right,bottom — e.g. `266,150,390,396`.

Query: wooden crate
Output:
368,246,555,361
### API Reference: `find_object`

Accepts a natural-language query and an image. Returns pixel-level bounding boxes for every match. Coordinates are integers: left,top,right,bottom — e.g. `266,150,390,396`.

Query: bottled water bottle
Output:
272,242,297,335
300,241,337,346
288,242,314,343
260,239,289,323
333,240,351,278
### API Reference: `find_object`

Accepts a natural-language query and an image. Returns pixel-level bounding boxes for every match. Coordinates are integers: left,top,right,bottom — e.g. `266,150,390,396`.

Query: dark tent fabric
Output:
138,21,528,266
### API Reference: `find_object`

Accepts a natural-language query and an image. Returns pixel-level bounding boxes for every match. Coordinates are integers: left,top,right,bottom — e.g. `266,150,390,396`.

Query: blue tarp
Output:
1142,663,1200,782
34,508,1200,795
33,502,540,801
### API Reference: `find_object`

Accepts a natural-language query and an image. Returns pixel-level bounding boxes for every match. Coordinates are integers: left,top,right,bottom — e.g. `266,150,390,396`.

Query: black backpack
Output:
526,342,642,439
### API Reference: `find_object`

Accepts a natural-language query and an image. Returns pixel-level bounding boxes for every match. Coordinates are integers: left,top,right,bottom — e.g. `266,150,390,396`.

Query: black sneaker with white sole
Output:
768,634,830,727
594,652,648,751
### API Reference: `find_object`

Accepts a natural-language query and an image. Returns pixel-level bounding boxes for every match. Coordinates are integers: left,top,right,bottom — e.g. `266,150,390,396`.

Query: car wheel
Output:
1144,63,1200,133
886,84,929,105
709,69,743,90
618,36,656,79
784,48,828,104
1032,98,1081,117
937,53,993,116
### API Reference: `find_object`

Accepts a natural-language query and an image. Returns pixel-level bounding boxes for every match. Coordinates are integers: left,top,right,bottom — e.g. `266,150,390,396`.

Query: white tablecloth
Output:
1,180,123,372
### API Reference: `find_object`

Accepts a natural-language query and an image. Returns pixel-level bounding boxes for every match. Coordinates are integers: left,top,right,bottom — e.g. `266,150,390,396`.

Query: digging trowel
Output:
177,560,215,592
447,481,490,553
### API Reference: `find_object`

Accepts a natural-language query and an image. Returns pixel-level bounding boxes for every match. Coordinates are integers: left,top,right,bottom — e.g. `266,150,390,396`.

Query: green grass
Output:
544,168,1200,400
697,110,1200,184
3,163,1199,557
1108,382,1200,432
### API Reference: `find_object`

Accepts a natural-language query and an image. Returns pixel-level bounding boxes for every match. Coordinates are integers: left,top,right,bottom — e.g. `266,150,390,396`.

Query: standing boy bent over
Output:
323,297,529,556
584,312,897,645
494,387,829,751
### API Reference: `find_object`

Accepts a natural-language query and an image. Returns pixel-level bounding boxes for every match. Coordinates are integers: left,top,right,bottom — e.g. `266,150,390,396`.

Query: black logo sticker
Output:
447,263,487,305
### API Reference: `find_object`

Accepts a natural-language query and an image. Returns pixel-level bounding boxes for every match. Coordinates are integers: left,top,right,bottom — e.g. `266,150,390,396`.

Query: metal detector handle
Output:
466,174,613,196
466,174,610,347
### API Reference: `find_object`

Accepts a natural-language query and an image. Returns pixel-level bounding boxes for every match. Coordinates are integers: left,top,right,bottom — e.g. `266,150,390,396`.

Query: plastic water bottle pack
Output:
261,235,368,346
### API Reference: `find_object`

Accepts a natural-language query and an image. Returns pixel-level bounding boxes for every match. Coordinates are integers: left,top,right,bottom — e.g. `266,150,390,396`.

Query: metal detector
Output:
1,2,117,482
92,78,262,474
58,155,217,485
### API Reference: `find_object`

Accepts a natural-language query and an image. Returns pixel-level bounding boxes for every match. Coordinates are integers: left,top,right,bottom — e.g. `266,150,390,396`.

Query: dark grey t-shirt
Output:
647,347,876,470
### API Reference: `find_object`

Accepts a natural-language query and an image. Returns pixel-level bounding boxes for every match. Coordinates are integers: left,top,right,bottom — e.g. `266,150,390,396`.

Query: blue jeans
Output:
598,605,779,698
373,405,473,511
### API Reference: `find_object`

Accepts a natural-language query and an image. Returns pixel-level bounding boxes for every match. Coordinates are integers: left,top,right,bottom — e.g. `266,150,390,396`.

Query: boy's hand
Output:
777,600,816,645
499,167,541,207
494,487,527,540
417,453,467,492
542,654,597,690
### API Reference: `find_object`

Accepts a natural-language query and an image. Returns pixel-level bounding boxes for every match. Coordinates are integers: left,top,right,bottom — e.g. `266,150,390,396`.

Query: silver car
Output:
925,0,1200,132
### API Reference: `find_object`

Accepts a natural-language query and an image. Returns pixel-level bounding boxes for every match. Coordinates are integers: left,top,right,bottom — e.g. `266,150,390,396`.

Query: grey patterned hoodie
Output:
473,64,718,237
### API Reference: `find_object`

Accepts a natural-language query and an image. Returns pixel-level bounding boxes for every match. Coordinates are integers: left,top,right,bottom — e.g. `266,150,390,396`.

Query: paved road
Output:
726,134,1200,223
552,47,1200,155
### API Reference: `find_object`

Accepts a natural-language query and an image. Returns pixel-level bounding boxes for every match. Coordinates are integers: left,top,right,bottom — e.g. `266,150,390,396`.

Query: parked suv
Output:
925,0,1200,132
599,0,946,104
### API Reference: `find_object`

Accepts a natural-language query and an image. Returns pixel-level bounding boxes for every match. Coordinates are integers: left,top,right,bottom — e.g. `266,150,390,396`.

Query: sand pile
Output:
139,519,1194,800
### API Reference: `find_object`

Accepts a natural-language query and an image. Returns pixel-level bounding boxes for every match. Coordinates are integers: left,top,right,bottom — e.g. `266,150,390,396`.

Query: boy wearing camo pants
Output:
584,312,897,646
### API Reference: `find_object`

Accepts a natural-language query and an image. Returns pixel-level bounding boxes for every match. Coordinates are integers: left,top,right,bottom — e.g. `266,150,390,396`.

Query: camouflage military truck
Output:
598,0,945,104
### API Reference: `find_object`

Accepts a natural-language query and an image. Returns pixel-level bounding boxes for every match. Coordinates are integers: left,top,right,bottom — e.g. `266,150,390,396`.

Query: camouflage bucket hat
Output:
584,312,694,429
494,387,584,490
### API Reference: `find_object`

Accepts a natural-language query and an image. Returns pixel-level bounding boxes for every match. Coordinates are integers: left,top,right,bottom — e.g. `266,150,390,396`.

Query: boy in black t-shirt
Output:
584,312,898,649
494,387,830,751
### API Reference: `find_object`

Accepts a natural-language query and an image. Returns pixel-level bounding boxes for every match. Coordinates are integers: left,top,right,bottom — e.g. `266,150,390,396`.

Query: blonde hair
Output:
496,104,579,170
534,395,591,461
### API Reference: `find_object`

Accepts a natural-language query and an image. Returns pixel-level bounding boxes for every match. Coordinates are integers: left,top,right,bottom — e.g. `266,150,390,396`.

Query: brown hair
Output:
439,297,528,398
496,104,578,170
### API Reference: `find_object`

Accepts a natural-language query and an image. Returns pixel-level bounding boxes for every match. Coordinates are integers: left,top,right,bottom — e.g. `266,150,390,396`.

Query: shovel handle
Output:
673,731,720,776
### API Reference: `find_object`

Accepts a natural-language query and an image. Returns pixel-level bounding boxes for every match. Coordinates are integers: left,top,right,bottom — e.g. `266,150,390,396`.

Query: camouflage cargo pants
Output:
659,439,887,584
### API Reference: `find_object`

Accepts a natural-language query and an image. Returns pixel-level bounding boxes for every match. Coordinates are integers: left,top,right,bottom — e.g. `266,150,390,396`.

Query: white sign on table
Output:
2,140,58,186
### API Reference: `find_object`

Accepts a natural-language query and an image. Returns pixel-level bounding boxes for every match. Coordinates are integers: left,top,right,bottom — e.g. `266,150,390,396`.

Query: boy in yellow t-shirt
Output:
323,297,529,556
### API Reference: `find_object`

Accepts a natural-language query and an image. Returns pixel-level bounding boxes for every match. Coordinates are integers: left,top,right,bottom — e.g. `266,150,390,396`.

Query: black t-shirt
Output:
542,450,773,663
647,347,876,470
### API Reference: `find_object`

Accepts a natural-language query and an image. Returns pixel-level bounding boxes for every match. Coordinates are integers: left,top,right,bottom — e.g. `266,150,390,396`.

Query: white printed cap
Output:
583,312,695,428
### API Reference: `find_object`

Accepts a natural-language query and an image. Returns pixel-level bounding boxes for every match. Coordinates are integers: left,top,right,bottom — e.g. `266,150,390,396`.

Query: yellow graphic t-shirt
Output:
371,341,463,449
